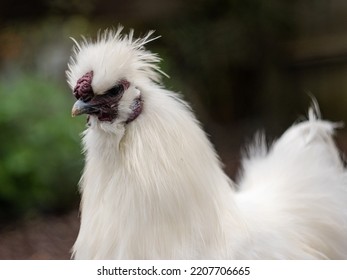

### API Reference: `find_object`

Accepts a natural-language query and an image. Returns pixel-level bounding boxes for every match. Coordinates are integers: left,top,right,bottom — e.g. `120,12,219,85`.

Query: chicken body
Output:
67,28,347,259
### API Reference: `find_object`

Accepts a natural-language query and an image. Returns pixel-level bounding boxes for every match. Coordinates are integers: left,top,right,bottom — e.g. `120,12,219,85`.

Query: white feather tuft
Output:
66,26,166,93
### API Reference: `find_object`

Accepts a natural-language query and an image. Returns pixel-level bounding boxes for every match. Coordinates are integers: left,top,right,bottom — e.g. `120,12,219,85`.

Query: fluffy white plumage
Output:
66,27,347,259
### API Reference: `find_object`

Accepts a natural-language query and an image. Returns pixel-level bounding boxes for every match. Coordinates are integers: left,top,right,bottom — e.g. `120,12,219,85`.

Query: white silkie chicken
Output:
66,27,347,259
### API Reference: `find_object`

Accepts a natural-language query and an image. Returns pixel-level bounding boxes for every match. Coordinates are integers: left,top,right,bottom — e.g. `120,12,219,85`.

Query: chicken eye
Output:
105,84,124,96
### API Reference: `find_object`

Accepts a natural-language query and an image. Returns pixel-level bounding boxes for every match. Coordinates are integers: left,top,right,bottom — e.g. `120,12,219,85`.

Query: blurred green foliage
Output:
0,75,84,221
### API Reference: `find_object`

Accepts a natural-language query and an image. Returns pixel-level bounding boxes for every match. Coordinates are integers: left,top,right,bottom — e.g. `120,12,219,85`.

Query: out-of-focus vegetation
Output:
0,75,84,221
1,0,347,222
0,19,89,222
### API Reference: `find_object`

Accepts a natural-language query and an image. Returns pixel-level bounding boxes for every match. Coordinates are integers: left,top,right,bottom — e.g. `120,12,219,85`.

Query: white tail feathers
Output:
308,97,322,121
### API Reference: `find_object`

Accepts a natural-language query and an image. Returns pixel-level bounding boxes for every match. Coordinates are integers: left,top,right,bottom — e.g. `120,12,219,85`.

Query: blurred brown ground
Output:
0,210,79,259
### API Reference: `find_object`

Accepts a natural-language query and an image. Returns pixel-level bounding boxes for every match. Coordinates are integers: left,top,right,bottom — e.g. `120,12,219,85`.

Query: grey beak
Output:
72,99,98,117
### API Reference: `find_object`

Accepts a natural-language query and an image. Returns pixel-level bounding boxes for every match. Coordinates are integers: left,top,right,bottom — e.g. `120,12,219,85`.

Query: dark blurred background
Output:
1,0,347,259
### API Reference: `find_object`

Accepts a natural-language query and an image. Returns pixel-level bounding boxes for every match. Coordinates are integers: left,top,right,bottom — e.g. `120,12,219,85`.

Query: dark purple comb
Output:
73,71,94,101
